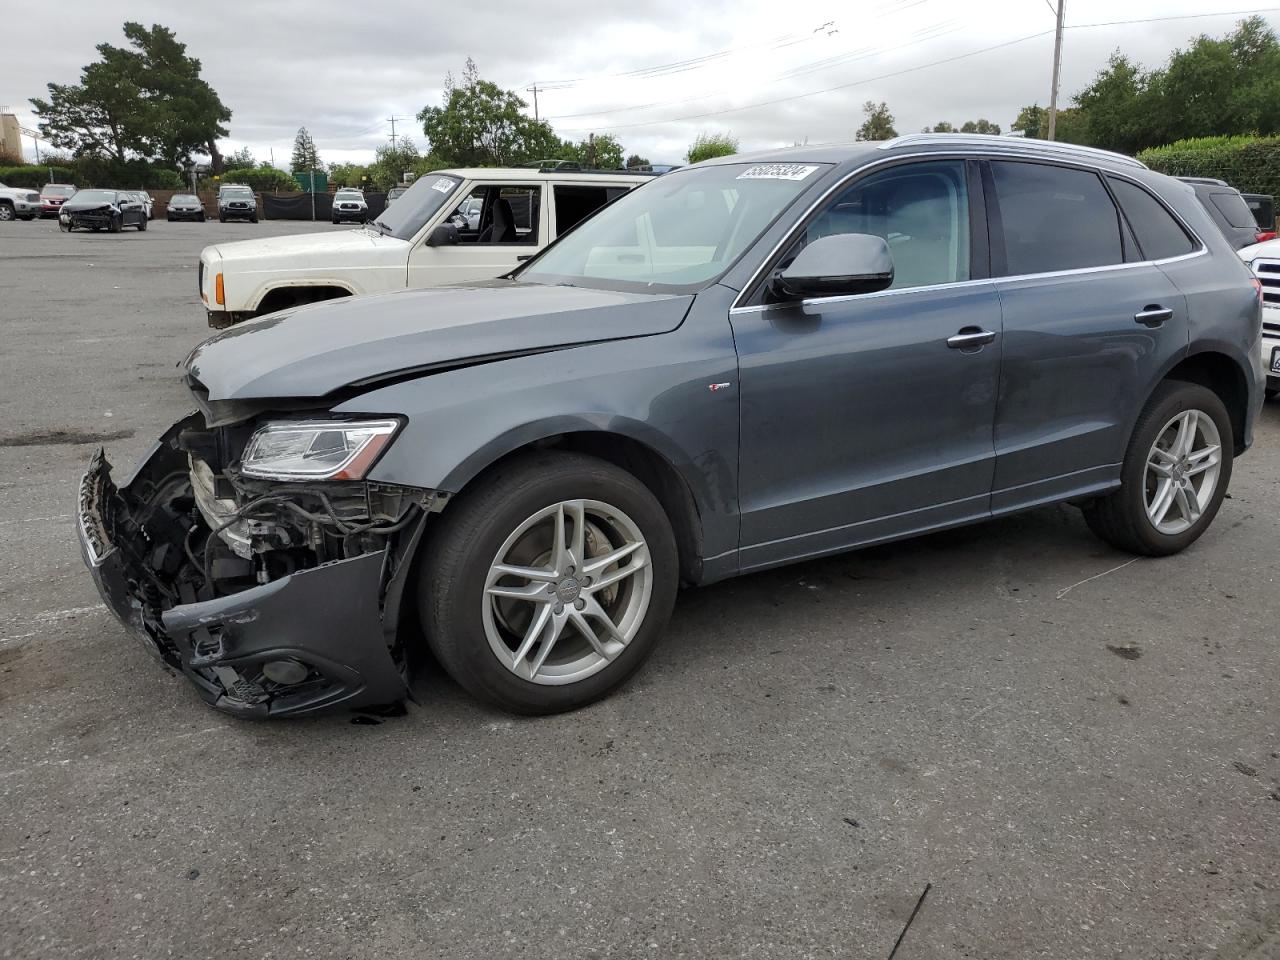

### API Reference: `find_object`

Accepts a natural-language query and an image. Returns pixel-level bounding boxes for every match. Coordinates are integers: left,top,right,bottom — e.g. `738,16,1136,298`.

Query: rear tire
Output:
419,452,679,715
1083,380,1232,556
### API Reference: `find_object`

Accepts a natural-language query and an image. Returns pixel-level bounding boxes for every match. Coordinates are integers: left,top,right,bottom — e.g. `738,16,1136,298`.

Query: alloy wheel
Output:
482,499,653,685
1144,409,1222,535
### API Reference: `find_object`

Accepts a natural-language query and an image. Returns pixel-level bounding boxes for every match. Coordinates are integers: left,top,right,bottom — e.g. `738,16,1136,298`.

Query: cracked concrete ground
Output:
1,217,1278,959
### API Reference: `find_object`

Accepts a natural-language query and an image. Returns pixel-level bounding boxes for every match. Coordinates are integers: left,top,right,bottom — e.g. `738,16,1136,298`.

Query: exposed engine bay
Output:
78,413,435,716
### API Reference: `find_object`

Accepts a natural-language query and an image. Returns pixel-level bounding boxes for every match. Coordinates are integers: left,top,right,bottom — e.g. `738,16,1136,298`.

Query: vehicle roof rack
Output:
880,133,1147,170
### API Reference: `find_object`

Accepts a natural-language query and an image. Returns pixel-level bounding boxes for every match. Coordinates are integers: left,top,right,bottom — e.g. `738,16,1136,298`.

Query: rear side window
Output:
989,161,1123,276
1208,190,1254,229
1107,177,1196,261
553,185,630,236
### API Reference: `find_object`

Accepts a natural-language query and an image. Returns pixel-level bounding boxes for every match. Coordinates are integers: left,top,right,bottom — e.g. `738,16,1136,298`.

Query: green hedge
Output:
0,165,78,188
202,166,297,193
1139,136,1280,197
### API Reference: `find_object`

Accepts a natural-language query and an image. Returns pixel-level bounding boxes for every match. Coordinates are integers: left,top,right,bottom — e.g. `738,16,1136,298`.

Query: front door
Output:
731,159,1003,571
406,182,546,289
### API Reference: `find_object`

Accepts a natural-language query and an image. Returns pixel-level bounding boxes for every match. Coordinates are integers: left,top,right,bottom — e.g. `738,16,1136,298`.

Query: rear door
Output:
986,160,1188,513
550,183,634,239
406,181,547,288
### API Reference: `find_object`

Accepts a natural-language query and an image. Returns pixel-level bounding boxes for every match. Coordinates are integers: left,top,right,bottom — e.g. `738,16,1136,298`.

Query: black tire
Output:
331,218,339,225
167,214,175,222
218,215,225,223
19,215,35,221
250,216,258,223
108,214,122,233
0,202,14,222
1266,387,1278,401
419,452,679,715
199,214,205,222
1083,380,1233,556
137,216,147,231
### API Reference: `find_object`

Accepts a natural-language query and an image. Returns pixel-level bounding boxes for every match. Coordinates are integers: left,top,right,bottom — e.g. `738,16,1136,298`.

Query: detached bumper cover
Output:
77,438,414,717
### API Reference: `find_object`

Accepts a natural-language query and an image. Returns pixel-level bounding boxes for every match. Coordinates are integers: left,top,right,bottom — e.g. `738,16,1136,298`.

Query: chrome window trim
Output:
879,134,1148,170
730,149,1207,313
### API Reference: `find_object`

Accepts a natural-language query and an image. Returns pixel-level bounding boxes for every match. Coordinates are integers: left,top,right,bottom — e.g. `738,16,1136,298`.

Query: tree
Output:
626,153,651,169
562,133,625,168
1071,52,1149,153
31,22,230,171
1012,104,1046,137
959,119,1002,135
686,132,738,163
329,162,371,188
418,58,562,167
227,146,255,167
368,138,421,190
922,121,955,133
856,101,897,141
290,127,322,172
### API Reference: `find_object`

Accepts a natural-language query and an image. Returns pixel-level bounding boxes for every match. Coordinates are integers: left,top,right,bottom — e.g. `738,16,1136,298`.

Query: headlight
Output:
240,419,400,481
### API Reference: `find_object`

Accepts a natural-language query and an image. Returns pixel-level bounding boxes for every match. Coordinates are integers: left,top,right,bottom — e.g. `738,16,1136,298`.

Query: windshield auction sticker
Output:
431,177,456,193
737,163,820,181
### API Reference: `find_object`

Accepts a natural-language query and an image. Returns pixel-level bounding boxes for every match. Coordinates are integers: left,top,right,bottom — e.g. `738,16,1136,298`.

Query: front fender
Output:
334,290,743,568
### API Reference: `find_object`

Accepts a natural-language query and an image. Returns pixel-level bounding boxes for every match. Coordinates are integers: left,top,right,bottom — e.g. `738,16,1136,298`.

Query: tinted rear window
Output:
990,161,1123,276
1208,190,1253,229
1107,177,1196,261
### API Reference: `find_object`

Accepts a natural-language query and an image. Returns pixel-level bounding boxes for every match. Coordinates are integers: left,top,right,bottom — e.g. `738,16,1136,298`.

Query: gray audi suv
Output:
78,135,1265,718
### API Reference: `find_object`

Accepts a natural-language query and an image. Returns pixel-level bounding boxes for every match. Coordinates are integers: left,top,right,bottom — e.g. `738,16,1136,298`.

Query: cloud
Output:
2,0,1273,165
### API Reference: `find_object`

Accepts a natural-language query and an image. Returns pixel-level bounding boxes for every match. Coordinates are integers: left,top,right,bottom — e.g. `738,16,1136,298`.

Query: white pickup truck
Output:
199,167,654,327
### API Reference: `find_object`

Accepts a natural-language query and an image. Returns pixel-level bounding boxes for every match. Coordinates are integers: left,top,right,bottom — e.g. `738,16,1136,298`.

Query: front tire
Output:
419,452,679,715
1083,381,1232,556
109,214,122,233
0,203,14,221
137,216,147,231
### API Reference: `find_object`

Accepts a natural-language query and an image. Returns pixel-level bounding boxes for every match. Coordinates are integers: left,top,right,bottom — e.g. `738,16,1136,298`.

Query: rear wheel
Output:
0,202,14,222
1083,381,1232,556
419,452,679,714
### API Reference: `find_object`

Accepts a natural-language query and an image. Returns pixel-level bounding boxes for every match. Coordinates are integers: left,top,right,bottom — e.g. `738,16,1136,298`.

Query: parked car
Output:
0,182,42,221
39,183,77,218
58,189,148,232
80,135,1263,718
1237,238,1280,397
1177,177,1265,249
217,184,257,223
386,183,410,204
167,194,206,222
125,190,154,219
199,168,655,327
1243,192,1275,242
331,187,369,224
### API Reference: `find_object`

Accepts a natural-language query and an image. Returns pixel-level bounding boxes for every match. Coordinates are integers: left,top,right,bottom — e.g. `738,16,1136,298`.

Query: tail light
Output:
1256,231,1276,243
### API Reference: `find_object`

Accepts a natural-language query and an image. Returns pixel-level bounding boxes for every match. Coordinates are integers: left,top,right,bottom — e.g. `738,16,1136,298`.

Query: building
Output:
1,111,25,160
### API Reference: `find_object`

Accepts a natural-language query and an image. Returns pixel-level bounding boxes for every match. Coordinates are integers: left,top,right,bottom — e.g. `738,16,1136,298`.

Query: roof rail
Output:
880,133,1147,170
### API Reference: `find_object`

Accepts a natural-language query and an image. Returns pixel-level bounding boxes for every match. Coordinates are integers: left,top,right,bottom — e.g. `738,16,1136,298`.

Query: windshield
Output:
335,190,362,199
73,190,118,203
372,174,461,240
172,194,197,203
43,185,76,196
222,186,253,197
518,162,829,292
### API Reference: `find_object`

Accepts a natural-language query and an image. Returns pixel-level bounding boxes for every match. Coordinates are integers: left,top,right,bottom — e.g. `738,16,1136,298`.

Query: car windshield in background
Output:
44,185,76,196
518,162,831,292
72,190,118,203
172,195,198,203
336,190,362,199
223,187,253,197
371,174,461,240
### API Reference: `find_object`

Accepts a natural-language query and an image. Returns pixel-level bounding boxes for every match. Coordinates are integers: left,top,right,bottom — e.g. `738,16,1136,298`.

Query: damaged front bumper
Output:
76,421,424,717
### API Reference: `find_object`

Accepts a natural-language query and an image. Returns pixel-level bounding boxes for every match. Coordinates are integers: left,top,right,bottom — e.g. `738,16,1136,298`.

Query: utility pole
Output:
386,116,408,151
526,85,540,122
1047,0,1066,141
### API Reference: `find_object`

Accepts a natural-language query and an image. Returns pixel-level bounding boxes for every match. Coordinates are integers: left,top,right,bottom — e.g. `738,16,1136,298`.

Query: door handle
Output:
946,327,997,350
1134,305,1173,327
516,255,533,261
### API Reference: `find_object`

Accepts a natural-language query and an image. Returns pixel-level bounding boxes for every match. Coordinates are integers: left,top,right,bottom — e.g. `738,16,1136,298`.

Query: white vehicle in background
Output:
1239,240,1280,397
0,182,42,221
199,167,654,328
331,187,369,224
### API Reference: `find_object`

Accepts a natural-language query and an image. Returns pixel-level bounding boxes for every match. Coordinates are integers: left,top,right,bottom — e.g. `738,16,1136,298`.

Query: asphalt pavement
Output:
1,217,1278,959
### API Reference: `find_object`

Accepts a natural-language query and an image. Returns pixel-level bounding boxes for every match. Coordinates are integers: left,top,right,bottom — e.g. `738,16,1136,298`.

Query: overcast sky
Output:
3,1,1276,167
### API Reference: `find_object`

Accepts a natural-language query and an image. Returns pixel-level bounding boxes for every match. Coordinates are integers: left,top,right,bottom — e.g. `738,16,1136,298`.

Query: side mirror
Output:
770,233,894,301
426,223,460,247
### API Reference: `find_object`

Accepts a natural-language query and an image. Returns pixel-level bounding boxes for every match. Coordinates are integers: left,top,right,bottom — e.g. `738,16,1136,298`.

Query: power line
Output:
554,6,1280,134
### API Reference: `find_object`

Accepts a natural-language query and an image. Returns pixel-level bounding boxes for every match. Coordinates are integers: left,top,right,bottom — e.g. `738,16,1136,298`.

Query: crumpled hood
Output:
186,280,693,401
62,199,118,213
204,227,402,265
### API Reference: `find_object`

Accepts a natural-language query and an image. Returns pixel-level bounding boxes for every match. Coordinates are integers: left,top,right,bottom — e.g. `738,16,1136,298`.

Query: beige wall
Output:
0,114,24,159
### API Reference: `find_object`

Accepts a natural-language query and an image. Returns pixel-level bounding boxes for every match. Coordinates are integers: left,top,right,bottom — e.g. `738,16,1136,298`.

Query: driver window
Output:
446,184,541,245
796,160,970,290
